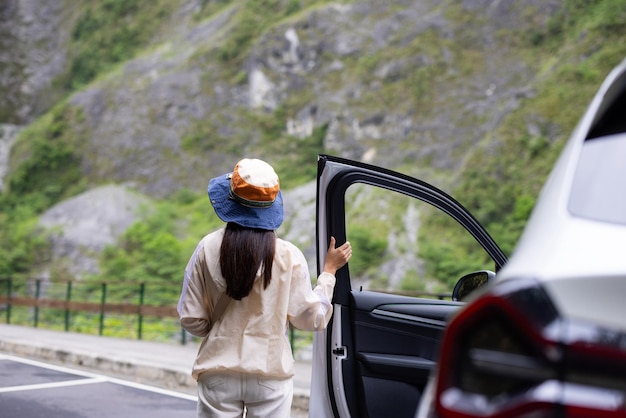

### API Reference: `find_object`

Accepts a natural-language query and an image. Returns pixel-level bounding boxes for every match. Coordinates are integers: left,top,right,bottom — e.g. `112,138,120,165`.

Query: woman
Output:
178,158,352,418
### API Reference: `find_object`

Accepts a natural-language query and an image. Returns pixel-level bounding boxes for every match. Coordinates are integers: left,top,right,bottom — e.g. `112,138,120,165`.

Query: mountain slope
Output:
1,0,625,288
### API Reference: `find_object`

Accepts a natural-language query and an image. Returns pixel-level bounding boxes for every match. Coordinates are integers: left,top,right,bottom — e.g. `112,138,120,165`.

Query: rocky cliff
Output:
3,0,561,194
3,0,622,282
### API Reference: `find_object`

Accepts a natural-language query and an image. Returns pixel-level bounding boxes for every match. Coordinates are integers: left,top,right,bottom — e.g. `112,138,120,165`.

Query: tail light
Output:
433,278,626,418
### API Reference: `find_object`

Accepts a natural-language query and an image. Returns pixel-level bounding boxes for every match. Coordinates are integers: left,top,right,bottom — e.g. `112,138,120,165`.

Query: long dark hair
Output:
219,222,276,300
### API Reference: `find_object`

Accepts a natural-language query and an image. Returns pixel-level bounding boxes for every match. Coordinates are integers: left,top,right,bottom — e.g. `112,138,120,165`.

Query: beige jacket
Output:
177,228,336,380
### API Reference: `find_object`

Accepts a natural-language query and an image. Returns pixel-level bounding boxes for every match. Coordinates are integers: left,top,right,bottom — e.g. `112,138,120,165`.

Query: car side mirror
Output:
452,270,495,302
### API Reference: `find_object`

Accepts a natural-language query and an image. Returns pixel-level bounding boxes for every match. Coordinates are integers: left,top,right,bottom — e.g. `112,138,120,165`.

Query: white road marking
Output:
0,354,197,401
0,377,107,393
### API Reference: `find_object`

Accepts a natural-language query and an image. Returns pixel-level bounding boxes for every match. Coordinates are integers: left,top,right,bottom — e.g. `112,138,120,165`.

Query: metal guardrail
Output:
0,278,181,341
0,278,452,349
0,278,309,348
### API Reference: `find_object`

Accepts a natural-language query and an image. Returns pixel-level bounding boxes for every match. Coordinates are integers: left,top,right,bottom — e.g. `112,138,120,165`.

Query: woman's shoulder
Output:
275,238,307,265
198,227,225,253
276,237,302,251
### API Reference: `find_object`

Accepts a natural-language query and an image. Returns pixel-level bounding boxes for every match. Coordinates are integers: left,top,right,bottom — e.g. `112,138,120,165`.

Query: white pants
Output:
197,371,293,418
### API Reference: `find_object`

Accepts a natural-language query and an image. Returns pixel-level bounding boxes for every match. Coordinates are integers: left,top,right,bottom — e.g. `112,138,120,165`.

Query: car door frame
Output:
313,154,507,418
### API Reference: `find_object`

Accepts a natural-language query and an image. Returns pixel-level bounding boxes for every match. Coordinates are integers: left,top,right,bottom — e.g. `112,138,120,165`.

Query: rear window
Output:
569,134,626,225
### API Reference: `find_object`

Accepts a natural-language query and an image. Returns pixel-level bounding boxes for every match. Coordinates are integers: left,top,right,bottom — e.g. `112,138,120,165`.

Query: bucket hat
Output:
208,158,283,230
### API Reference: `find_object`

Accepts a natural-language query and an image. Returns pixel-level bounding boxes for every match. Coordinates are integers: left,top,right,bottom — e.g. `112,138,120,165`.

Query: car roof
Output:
496,58,626,331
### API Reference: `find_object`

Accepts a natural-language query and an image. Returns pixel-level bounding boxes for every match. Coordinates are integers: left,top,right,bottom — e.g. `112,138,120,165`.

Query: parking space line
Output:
0,354,197,401
0,377,107,393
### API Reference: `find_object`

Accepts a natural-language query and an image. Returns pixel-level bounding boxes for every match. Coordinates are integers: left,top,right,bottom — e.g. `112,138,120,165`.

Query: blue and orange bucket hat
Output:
208,158,284,230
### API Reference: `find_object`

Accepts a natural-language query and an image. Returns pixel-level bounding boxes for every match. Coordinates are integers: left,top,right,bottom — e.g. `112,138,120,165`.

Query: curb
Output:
0,324,311,416
0,339,197,394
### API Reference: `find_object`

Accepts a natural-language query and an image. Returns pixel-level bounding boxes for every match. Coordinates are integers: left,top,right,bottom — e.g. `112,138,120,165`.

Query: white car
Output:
416,57,626,418
312,57,626,418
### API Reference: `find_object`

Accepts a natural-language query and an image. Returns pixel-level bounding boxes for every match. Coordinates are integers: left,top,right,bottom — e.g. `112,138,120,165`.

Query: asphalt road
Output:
0,354,197,418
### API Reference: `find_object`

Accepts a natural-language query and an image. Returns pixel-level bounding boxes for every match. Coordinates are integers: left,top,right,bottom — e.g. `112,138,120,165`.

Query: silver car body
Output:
497,57,626,333
417,57,626,418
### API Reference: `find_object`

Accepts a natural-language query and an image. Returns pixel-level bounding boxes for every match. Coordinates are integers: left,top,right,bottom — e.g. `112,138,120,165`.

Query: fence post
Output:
64,281,72,332
5,279,11,324
99,282,107,336
137,282,145,340
34,279,41,328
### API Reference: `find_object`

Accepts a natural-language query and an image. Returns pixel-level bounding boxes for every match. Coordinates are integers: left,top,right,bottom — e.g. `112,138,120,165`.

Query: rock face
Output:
4,0,562,198
0,0,74,124
2,0,564,279
39,185,152,278
0,124,20,191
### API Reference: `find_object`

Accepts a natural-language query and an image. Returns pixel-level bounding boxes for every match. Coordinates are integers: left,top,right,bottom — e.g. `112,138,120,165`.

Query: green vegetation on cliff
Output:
1,0,626,297
421,0,626,287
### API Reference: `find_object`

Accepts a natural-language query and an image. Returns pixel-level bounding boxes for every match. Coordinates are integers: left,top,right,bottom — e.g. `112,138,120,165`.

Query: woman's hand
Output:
323,236,353,275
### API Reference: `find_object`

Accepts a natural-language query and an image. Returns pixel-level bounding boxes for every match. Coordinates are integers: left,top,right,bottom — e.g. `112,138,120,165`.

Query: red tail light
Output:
433,279,626,418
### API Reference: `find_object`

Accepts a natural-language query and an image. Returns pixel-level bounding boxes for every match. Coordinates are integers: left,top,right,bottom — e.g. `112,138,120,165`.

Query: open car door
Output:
310,155,507,418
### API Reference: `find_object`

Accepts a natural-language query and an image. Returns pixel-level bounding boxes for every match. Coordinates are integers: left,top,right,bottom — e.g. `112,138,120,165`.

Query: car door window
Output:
345,183,497,297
